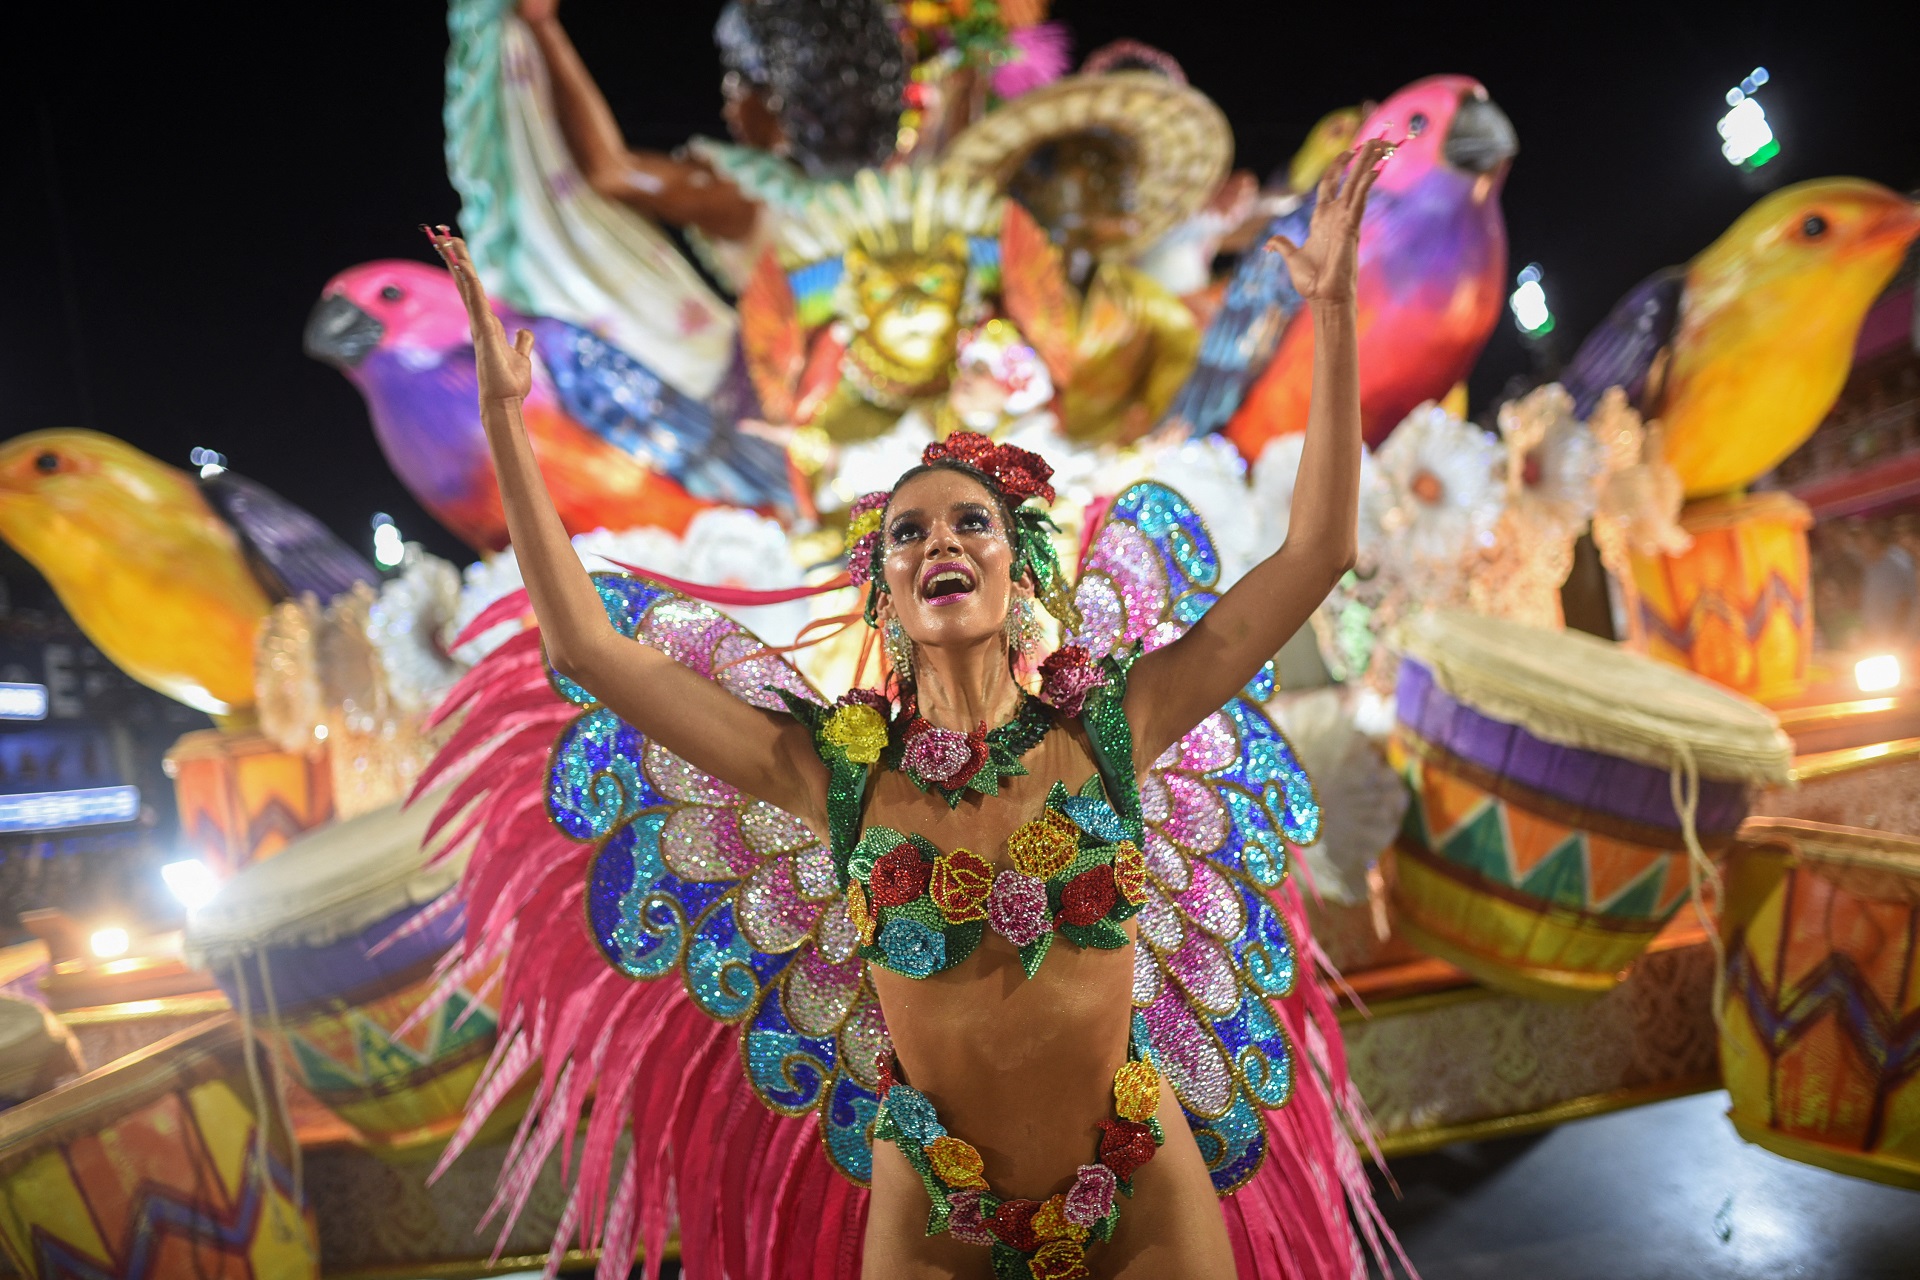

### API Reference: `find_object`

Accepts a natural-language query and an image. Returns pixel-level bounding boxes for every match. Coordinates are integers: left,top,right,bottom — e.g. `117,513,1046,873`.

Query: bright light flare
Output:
1856,654,1902,693
190,446,227,479
1718,69,1778,169
1509,265,1554,336
372,513,404,570
90,927,130,959
162,859,221,913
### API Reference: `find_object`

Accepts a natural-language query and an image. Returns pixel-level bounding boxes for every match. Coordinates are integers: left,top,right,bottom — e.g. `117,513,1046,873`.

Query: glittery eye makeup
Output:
885,503,1001,548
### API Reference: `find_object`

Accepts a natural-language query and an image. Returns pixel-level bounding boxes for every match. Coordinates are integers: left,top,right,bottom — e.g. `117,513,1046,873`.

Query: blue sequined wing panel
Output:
1073,481,1275,698
1071,482,1320,1193
554,572,886,1183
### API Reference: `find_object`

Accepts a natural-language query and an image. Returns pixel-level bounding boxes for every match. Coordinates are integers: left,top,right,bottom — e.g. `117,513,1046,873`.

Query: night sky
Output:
2,1,1914,569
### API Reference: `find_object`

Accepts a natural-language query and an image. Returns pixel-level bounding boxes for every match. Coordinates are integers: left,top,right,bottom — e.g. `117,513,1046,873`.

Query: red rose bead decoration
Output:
923,431,1056,505
869,841,932,907
988,1198,1044,1253
1037,644,1107,717
1097,1119,1158,1182
1059,864,1118,927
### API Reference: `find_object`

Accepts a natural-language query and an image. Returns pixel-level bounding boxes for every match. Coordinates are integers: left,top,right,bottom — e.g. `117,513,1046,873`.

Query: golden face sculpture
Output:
843,232,970,381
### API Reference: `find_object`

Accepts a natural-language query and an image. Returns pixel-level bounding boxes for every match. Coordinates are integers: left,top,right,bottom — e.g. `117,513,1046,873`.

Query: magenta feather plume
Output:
992,23,1070,99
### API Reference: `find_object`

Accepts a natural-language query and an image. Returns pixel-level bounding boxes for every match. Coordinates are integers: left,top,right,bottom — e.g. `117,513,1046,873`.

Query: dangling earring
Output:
1005,597,1043,658
883,618,914,681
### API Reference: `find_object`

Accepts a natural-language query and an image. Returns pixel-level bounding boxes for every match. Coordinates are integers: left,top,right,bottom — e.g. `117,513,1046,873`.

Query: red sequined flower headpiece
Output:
922,432,1056,506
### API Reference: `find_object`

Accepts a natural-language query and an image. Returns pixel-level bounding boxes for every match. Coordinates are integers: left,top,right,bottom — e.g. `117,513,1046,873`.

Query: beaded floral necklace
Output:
777,647,1147,982
876,1036,1166,1279
887,692,1055,807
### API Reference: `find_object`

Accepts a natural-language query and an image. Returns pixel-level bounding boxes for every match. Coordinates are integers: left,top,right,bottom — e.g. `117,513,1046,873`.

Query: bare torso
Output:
854,724,1236,1279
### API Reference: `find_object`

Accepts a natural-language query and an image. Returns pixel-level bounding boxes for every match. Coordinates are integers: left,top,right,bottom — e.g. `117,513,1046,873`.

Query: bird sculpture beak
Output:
1444,93,1519,174
1862,199,1920,253
303,294,385,369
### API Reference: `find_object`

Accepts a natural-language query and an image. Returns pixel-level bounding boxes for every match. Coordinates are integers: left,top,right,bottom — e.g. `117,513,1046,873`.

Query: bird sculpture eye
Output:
1800,214,1828,238
380,284,406,302
1407,112,1429,137
34,452,60,474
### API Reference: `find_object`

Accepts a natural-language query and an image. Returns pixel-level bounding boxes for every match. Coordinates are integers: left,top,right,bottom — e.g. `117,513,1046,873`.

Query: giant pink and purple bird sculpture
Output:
305,261,789,553
1166,74,1517,454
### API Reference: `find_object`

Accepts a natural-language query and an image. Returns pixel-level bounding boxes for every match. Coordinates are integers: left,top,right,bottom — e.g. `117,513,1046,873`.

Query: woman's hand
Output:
1264,135,1395,304
425,226,534,407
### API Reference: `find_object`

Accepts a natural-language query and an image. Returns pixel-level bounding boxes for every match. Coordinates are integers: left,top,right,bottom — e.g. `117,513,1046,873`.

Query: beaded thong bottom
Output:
873,1038,1167,1280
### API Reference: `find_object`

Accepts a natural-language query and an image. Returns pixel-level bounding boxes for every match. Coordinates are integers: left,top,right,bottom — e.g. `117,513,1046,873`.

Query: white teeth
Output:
927,572,973,596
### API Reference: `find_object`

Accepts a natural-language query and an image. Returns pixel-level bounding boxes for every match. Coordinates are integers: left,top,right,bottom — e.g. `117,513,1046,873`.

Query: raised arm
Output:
517,1,759,241
1126,138,1390,766
427,229,829,829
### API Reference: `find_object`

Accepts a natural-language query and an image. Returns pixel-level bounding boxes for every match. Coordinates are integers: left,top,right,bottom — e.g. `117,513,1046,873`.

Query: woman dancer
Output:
429,133,1390,1279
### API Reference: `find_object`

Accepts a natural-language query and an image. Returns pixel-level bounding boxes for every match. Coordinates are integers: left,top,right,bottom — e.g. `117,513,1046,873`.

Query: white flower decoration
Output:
1373,402,1506,569
366,548,464,714
1497,383,1603,536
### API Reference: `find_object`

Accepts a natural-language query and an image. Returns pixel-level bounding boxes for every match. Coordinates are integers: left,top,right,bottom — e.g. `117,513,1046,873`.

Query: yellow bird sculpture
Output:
0,430,374,718
1563,177,1920,498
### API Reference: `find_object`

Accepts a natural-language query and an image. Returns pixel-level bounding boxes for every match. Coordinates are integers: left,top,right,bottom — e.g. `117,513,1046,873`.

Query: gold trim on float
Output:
1335,982,1494,1025
1369,1076,1721,1159
57,994,231,1025
1789,736,1920,782
1728,1115,1920,1190
1774,697,1899,730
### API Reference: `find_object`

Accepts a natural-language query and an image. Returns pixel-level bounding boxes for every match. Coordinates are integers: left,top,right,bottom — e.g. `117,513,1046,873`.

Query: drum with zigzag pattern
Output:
1622,492,1812,705
1388,612,1791,1000
1721,819,1920,1189
187,799,516,1155
0,1017,317,1279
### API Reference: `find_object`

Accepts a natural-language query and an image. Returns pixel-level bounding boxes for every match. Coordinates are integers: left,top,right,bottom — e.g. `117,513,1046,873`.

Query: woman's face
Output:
722,73,787,154
878,469,1024,652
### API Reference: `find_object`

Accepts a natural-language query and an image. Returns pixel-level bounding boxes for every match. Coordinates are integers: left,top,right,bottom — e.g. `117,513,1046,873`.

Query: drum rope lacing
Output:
1668,739,1730,1034
226,949,312,1253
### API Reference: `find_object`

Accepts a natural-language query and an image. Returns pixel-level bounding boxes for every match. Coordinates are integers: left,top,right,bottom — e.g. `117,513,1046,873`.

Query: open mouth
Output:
920,561,977,605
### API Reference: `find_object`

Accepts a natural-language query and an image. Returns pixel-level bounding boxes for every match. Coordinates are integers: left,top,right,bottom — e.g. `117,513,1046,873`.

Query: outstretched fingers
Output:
424,225,504,341
1344,137,1396,212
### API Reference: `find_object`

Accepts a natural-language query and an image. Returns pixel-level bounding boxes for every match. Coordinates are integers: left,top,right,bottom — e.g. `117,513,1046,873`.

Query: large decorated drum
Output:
1622,491,1812,704
1721,819,1920,1189
187,797,502,1155
1389,611,1791,999
0,1016,317,1278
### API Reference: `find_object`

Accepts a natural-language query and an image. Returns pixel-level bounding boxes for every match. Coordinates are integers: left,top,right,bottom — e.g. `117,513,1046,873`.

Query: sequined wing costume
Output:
1072,483,1397,1274
413,579,879,1279
416,486,1396,1279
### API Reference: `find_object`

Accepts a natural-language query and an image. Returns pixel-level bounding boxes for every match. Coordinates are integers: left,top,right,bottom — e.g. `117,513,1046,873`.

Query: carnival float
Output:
2,1,1918,1277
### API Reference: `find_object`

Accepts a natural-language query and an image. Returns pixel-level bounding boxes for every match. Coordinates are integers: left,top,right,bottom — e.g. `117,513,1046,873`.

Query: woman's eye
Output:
958,512,992,532
888,522,923,543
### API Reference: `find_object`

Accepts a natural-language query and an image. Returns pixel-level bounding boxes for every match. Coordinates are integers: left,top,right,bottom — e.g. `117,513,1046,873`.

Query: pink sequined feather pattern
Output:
1074,482,1411,1277
409,585,872,1280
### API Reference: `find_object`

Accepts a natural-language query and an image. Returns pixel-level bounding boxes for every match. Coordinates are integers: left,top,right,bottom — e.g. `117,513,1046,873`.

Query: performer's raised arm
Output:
516,0,759,240
1128,136,1392,765
427,228,829,827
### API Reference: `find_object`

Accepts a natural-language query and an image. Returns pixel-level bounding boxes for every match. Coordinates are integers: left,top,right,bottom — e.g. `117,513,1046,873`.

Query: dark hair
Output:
718,0,906,180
